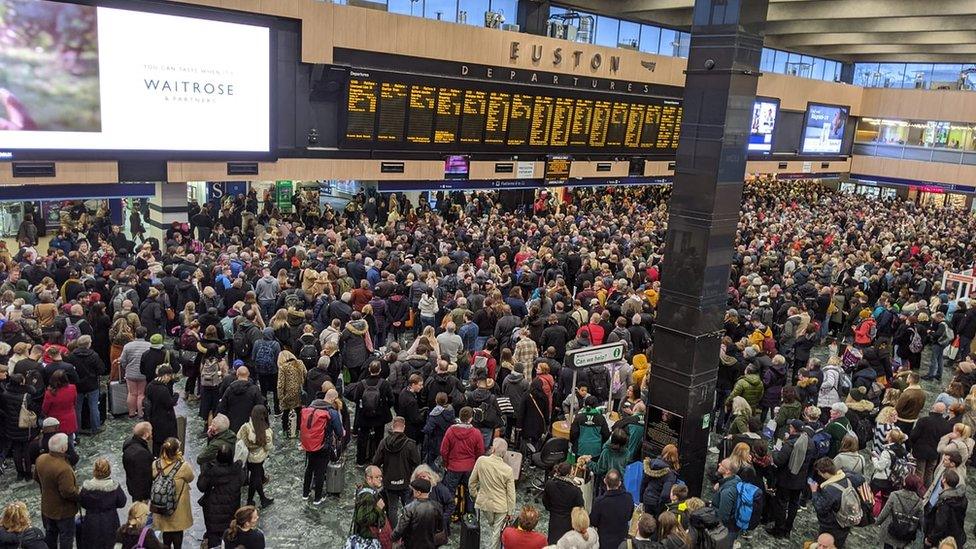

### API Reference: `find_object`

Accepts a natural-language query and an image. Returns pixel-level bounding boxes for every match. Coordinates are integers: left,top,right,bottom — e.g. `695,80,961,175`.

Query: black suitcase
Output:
459,511,479,549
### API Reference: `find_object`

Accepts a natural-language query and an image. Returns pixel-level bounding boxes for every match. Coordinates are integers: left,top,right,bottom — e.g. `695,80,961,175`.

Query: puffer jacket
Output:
727,373,764,410
198,461,243,540
641,457,677,515
78,477,127,549
0,527,46,549
817,365,843,408
339,320,371,374
237,420,273,463
276,352,307,410
760,361,787,409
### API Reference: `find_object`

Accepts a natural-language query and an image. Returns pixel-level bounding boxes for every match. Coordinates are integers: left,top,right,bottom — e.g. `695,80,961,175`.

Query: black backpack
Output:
587,364,610,401
299,342,319,370
887,496,921,543
359,383,383,418
233,327,254,361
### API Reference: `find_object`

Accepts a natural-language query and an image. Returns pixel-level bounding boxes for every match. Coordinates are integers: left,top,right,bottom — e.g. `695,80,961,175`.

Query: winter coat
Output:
727,374,763,410
440,423,484,472
555,528,600,549
34,451,79,519
812,471,865,532
276,356,307,410
501,372,530,419
641,458,678,515
895,385,926,422
876,489,923,548
925,484,968,547
773,431,816,491
519,378,551,442
197,461,243,539
543,476,585,544
422,404,455,458
139,299,165,336
590,488,633,549
908,412,952,462
938,433,975,466
42,384,78,434
397,388,424,441
151,458,195,532
0,382,39,442
78,477,127,549
237,420,273,463
217,379,265,432
710,474,741,530
470,453,517,514
144,379,179,448
66,347,105,394
122,435,154,501
391,498,444,549
373,431,421,492
817,365,844,408
197,429,238,468
339,320,371,374
760,361,787,409
0,527,46,549
347,375,395,428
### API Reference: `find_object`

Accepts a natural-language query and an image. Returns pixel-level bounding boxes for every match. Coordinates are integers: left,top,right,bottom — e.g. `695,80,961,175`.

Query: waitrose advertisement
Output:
0,0,270,153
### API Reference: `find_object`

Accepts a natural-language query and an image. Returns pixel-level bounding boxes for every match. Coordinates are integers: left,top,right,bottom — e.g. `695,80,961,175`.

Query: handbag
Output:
405,309,415,329
18,394,37,429
166,308,176,322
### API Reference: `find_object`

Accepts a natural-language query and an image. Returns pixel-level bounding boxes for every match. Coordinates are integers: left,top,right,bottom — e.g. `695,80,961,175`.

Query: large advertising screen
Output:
0,0,271,156
800,102,849,154
748,97,779,153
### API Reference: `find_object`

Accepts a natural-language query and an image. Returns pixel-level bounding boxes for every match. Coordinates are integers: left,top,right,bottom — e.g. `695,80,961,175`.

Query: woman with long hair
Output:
657,510,690,548
223,506,265,548
876,474,925,549
42,369,78,439
728,396,753,435
238,405,275,507
180,301,196,328
196,325,227,426
151,438,195,549
642,444,680,515
87,301,113,368
555,507,599,549
0,501,45,548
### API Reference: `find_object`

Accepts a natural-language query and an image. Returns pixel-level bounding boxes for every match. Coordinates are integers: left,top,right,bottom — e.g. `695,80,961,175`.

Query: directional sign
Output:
566,342,625,369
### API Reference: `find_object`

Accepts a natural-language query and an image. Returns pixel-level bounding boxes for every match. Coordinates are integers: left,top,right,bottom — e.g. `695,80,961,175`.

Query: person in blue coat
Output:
589,469,633,549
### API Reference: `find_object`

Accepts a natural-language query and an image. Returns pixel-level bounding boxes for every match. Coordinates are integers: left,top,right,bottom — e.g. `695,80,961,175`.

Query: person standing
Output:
237,405,275,508
398,374,426,445
542,462,585,545
768,419,816,538
115,502,165,549
372,416,421,526
875,474,925,549
65,335,104,435
909,402,952,486
810,457,866,548
222,506,266,549
710,458,742,540
0,373,40,481
923,469,967,548
0,501,46,549
34,433,78,549
151,438,195,549
348,362,394,466
301,389,344,504
440,406,485,518
217,366,265,433
275,350,307,438
197,443,242,549
122,422,154,502
588,469,632,549
78,459,127,549
350,466,388,547
143,365,179,456
41,370,77,443
390,478,444,549
469,438,517,549
197,414,237,468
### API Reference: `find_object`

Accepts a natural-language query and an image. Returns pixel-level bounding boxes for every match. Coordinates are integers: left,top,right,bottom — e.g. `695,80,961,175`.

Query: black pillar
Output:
517,0,551,36
645,0,768,496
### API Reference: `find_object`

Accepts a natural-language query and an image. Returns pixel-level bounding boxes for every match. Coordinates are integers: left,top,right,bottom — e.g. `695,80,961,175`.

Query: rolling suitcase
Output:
326,460,345,495
176,415,186,450
459,511,479,549
503,450,523,481
109,379,128,417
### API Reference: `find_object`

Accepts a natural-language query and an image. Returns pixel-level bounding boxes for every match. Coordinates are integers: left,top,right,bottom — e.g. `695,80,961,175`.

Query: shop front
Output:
0,183,156,239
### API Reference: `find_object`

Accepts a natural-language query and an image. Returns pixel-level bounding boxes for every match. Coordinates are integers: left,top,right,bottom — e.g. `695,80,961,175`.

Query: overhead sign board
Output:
566,342,625,369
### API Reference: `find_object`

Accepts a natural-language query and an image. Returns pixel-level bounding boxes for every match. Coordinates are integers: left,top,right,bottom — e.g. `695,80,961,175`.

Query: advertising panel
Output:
748,97,779,153
800,103,849,154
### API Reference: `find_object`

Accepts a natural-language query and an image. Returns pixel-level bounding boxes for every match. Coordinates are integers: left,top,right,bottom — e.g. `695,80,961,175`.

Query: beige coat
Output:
468,454,516,514
152,459,195,532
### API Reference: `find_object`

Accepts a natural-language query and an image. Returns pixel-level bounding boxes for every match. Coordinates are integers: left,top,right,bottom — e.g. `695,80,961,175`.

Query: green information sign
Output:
276,181,293,213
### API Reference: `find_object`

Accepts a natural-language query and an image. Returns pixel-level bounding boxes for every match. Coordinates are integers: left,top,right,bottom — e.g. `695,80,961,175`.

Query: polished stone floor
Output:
4,346,976,548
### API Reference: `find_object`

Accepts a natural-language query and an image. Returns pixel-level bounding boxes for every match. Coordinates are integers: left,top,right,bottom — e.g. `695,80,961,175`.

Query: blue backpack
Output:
735,481,764,531
252,339,279,375
811,429,832,459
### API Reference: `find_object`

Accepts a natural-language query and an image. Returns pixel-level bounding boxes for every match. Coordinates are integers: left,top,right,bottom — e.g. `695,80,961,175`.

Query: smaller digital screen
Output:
546,155,571,180
748,98,779,153
444,155,469,180
800,103,849,154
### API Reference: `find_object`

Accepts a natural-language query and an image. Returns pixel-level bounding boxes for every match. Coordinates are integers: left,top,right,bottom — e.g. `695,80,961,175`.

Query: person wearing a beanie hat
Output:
149,334,164,348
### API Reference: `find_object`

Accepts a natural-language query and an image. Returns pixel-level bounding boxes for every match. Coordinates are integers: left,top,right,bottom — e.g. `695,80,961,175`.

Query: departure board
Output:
341,69,682,154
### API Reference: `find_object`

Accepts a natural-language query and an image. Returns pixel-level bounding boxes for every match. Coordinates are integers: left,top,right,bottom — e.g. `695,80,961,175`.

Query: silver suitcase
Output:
326,460,345,495
109,380,128,416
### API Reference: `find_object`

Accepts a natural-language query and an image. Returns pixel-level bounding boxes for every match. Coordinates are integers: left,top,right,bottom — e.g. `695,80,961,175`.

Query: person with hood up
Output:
250,328,282,416
78,458,127,549
641,443,680,515
422,392,455,466
275,350,307,438
725,362,764,413
339,313,372,382
217,366,265,432
65,335,105,435
502,363,530,436
373,416,421,526
0,502,46,549
760,355,788,422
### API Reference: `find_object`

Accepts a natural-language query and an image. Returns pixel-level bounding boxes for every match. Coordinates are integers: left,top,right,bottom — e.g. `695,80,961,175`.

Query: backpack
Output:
252,339,277,375
299,342,319,370
359,383,383,419
233,327,254,361
284,290,303,310
887,496,921,542
909,328,923,354
300,406,331,452
112,286,138,315
149,459,183,516
734,481,764,531
63,318,82,344
587,364,610,401
889,451,917,488
837,370,852,398
811,429,832,459
696,524,731,549
472,398,499,428
851,416,872,451
938,323,955,347
831,480,864,529
199,356,222,387
762,336,777,358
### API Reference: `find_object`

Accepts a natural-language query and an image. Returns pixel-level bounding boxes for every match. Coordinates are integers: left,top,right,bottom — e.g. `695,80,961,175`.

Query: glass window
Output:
811,57,825,81
797,55,813,78
834,61,843,82
772,50,788,74
878,63,905,88
389,0,418,15
660,28,678,57
853,63,878,87
760,48,774,73
458,0,489,24
639,25,661,54
424,0,457,21
677,31,690,57
931,64,962,89
786,52,801,76
488,0,515,21
617,20,641,50
962,64,976,91
548,5,566,17
904,63,933,89
593,15,619,47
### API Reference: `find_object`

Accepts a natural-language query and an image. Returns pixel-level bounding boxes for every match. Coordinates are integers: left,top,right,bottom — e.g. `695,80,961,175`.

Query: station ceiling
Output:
557,0,976,63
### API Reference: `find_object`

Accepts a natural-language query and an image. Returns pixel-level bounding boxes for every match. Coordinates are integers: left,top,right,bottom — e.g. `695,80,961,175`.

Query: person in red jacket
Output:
852,310,876,348
439,406,484,519
501,505,547,549
41,369,78,439
577,317,605,346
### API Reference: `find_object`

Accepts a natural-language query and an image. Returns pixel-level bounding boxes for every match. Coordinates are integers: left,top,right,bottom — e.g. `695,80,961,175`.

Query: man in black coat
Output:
908,402,953,486
143,366,179,456
397,374,426,444
539,315,569,362
372,416,421,527
65,335,105,434
197,443,243,548
924,468,968,548
768,420,817,538
40,348,79,387
121,422,154,501
589,469,633,549
391,478,444,549
347,362,395,466
139,334,174,385
217,366,265,432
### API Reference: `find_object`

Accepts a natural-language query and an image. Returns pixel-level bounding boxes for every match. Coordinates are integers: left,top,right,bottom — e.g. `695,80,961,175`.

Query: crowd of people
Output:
0,179,974,549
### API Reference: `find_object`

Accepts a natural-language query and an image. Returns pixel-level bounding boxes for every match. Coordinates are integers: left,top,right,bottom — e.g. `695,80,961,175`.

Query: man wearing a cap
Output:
391,477,444,549
768,419,817,538
28,417,80,470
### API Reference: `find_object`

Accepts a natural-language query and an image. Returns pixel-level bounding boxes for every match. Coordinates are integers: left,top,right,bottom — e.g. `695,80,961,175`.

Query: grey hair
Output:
211,414,230,432
411,463,442,485
49,433,69,454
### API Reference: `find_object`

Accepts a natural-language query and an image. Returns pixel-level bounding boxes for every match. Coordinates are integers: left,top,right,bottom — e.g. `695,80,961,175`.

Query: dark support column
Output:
517,0,551,36
645,0,768,496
